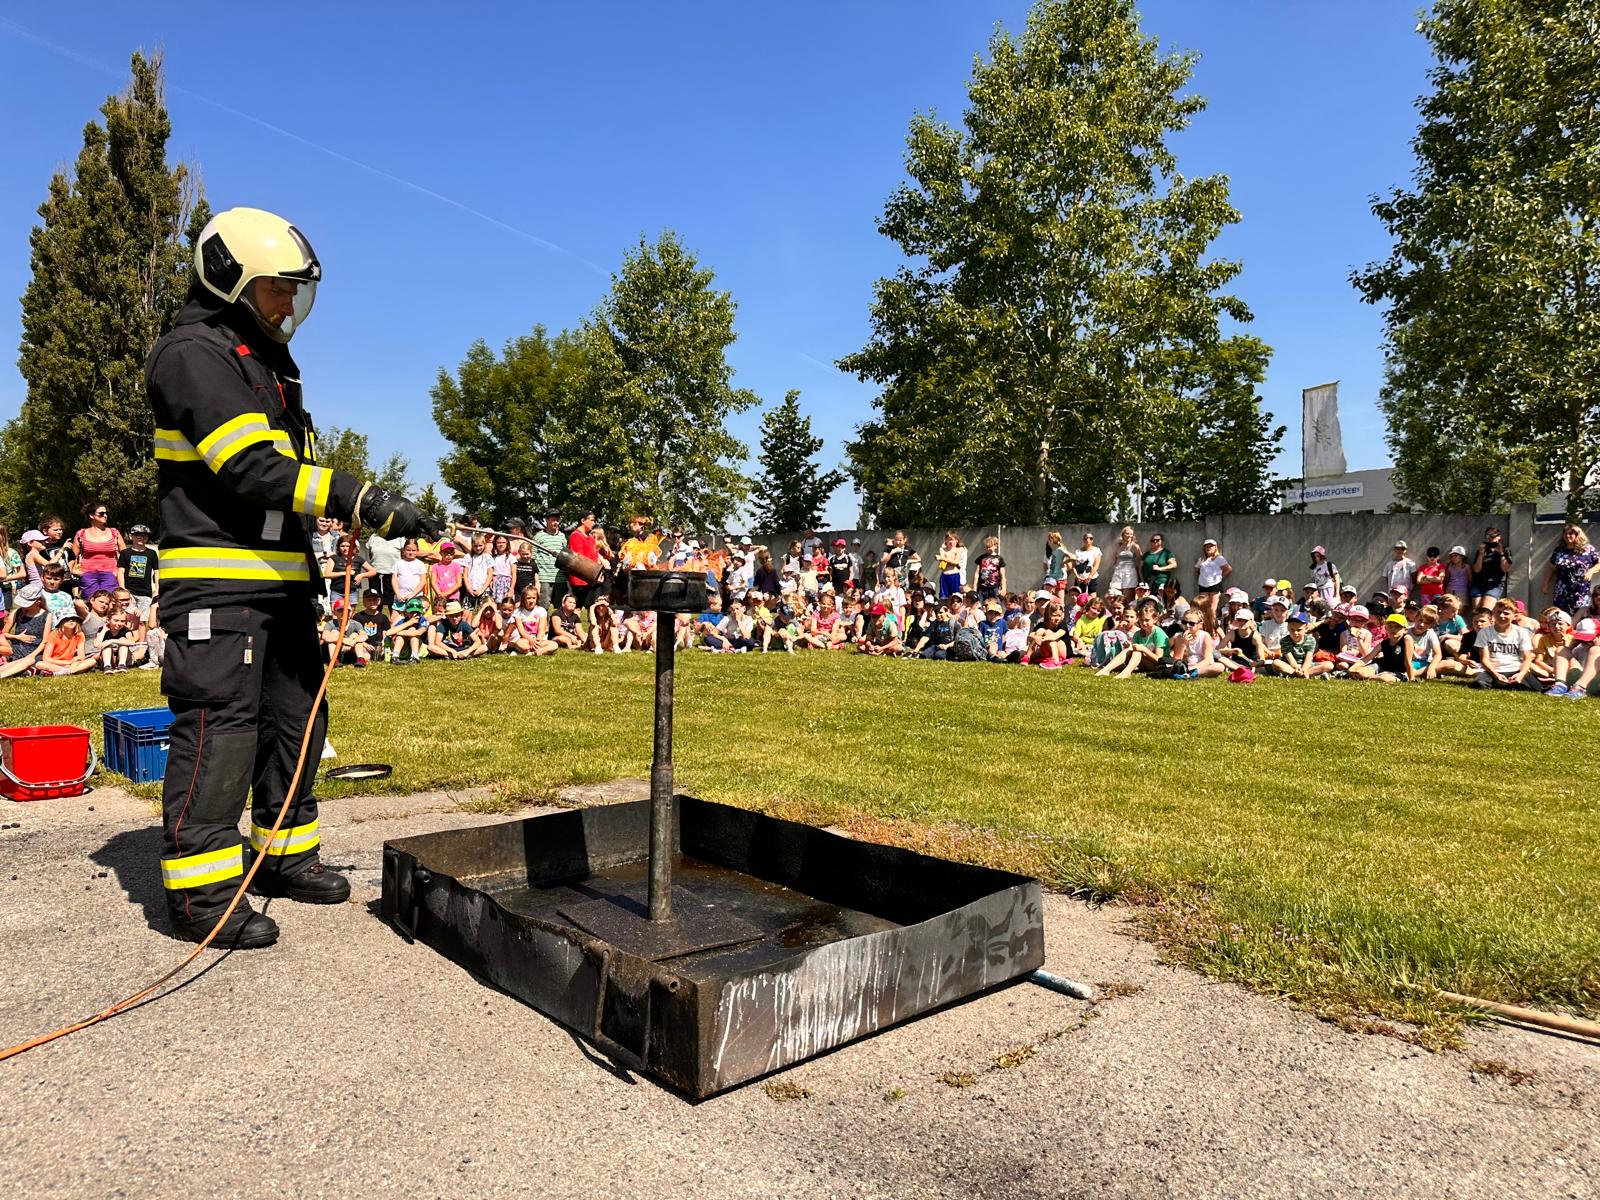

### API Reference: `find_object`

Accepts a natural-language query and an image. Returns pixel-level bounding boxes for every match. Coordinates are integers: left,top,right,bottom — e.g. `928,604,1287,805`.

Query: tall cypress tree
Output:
751,391,846,532
4,51,207,530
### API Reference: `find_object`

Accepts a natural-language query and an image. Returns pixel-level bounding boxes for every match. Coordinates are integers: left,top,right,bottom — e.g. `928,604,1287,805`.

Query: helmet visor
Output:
252,276,317,341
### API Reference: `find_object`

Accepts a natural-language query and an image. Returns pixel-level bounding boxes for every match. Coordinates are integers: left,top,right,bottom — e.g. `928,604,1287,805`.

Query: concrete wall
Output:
751,506,1558,607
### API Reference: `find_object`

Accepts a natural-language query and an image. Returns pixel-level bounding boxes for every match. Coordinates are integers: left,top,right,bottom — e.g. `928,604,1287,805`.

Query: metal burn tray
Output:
381,797,1045,1098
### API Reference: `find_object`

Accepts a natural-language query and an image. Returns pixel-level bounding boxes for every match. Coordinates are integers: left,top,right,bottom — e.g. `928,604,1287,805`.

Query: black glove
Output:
354,483,443,541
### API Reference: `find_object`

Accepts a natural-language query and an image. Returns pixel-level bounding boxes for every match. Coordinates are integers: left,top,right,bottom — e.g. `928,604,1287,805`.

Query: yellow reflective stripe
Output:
162,547,312,582
197,413,268,465
154,428,202,462
293,464,333,516
306,429,318,463
161,844,244,890
250,818,319,857
196,414,295,471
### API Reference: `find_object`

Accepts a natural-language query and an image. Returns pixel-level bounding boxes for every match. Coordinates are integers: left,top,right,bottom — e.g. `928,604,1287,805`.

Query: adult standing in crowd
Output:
1072,531,1102,597
1544,524,1599,614
1193,536,1230,632
532,511,568,608
1308,544,1342,606
73,501,125,599
1470,525,1513,607
566,510,600,608
801,526,824,562
1109,526,1141,601
1142,532,1176,596
1383,540,1417,595
366,528,403,607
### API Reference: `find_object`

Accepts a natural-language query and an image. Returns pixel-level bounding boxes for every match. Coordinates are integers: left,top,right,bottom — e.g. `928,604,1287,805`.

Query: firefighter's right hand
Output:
355,483,443,541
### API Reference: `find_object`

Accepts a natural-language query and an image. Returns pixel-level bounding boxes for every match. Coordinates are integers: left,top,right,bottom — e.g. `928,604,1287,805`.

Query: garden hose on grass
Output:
0,551,362,1064
1436,990,1600,1043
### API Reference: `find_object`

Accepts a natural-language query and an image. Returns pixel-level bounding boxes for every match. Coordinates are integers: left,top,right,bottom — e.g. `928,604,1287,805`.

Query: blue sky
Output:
0,3,1433,527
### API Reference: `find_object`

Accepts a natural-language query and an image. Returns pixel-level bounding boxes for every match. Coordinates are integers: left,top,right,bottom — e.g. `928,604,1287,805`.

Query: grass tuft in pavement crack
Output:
763,1080,810,1102
992,1044,1038,1070
1469,1058,1537,1086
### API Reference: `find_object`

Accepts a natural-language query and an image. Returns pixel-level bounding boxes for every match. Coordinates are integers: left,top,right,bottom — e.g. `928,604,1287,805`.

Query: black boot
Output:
170,902,279,949
251,861,351,904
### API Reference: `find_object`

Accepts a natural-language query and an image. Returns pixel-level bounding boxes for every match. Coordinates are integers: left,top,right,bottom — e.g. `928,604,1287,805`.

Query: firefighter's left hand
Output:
355,483,442,541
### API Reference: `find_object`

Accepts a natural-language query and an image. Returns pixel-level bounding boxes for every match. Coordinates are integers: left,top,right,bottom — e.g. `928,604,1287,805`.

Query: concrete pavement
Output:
1,786,1593,1200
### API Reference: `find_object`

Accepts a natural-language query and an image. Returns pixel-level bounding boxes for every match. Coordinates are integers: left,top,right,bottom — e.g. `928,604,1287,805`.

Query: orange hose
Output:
0,549,359,1063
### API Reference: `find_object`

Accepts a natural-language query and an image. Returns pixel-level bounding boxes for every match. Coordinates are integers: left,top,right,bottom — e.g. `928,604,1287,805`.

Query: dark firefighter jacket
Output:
145,290,362,622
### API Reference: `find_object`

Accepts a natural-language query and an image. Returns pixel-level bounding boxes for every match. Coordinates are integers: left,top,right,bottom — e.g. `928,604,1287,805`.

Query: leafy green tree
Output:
751,391,846,531
3,51,207,531
572,232,756,530
1354,0,1600,516
375,452,413,497
430,327,588,524
415,483,447,522
1137,335,1285,519
841,0,1271,526
315,425,413,497
315,425,371,479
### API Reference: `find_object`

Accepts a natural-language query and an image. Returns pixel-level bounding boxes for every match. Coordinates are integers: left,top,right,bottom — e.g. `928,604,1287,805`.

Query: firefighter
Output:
145,207,441,948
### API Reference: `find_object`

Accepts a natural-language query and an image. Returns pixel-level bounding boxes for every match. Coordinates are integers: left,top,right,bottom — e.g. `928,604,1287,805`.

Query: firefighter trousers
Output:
157,598,328,921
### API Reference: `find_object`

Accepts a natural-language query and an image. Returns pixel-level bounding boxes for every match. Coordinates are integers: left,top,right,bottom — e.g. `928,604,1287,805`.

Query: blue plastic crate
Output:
102,707,174,783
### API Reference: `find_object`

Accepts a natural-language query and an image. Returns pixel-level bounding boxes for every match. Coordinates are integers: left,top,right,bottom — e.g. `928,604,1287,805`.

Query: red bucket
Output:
0,725,98,801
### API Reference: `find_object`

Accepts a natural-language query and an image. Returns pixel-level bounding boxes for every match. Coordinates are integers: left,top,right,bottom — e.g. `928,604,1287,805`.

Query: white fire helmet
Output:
194,207,320,342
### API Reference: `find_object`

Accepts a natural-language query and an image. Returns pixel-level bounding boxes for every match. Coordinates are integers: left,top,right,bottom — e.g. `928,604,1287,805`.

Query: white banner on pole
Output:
1302,382,1346,479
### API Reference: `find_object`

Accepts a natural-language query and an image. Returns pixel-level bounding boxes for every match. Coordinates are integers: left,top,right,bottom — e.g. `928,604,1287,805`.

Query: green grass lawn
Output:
4,653,1596,1041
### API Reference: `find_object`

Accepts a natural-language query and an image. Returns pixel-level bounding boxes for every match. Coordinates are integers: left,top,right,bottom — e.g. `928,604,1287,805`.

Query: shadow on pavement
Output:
90,825,167,933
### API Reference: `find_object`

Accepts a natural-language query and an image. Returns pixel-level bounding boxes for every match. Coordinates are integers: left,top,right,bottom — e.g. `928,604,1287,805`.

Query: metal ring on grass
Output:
324,763,394,782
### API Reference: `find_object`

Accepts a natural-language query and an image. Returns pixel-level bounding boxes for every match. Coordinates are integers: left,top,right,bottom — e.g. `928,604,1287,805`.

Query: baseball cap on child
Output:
1035,590,1054,602
1311,544,1327,555
1572,619,1598,643
20,529,44,544
15,582,43,603
833,538,846,546
1348,605,1370,619
1449,545,1467,556
1386,614,1409,627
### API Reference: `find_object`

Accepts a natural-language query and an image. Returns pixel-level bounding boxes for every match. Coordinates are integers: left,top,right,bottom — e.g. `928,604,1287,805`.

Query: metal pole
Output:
648,609,674,921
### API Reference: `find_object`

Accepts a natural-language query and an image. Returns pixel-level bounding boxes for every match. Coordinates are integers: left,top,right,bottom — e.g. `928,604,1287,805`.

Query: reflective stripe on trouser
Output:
250,817,319,857
161,844,244,890
159,599,328,920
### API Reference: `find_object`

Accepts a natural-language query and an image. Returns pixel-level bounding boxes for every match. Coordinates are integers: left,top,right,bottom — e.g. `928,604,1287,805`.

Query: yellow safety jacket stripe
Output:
293,464,334,516
154,428,203,462
160,844,245,890
161,547,312,583
196,413,294,472
249,817,319,857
